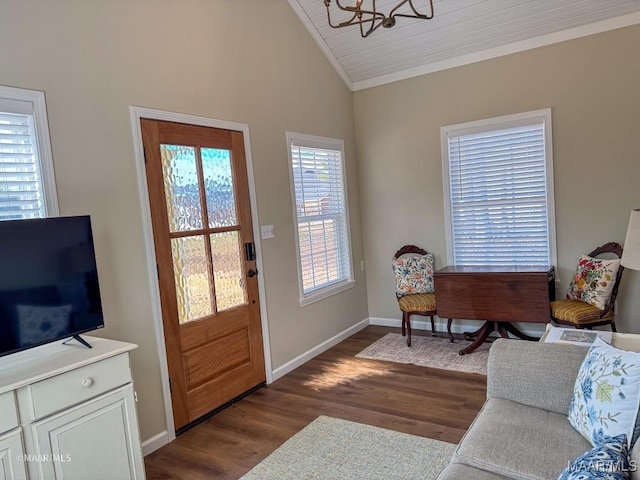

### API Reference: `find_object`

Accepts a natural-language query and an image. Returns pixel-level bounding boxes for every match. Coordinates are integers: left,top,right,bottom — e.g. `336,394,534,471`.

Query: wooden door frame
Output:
128,106,273,454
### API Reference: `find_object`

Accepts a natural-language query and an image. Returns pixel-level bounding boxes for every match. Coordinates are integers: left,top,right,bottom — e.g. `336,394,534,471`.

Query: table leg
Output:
459,321,496,355
497,323,510,338
463,323,486,341
503,322,540,342
446,318,454,343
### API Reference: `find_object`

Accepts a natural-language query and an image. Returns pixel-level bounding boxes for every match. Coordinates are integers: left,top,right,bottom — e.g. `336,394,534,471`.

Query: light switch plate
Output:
260,225,275,239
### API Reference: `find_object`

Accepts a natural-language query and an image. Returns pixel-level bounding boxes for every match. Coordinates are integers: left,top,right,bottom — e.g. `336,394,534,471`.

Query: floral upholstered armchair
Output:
550,242,625,331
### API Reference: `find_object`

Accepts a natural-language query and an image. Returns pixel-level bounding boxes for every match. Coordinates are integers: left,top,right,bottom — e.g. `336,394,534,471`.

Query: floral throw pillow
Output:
557,434,630,480
568,338,640,449
566,255,621,310
392,254,434,297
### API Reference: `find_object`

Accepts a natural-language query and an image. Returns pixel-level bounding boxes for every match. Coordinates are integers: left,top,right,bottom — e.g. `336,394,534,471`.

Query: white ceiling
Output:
287,0,640,91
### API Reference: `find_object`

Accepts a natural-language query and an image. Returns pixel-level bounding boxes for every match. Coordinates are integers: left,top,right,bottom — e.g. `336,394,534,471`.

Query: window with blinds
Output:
287,132,353,305
441,109,556,267
0,86,57,221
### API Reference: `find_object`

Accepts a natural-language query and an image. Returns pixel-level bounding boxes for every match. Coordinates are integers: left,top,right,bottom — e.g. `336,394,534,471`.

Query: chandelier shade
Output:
323,0,434,38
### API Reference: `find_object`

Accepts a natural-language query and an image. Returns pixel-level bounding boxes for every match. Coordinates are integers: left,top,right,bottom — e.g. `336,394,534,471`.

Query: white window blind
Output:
0,86,57,221
442,110,555,266
287,132,353,304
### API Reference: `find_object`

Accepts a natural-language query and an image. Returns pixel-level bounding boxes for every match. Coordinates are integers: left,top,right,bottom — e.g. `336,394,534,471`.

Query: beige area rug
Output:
356,333,490,375
241,416,455,480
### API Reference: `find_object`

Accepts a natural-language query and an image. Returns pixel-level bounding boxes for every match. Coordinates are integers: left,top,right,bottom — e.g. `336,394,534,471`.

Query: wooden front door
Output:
141,119,265,430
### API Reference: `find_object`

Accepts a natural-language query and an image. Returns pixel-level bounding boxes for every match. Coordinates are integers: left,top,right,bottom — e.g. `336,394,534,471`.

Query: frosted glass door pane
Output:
201,148,237,228
171,236,213,323
161,145,203,232
211,232,246,311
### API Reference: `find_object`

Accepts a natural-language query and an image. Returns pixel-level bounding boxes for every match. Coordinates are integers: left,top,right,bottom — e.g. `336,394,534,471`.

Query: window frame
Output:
0,85,59,219
286,131,354,307
440,108,557,267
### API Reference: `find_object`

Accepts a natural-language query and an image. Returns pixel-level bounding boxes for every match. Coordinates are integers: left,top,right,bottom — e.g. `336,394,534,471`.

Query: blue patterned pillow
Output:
557,434,630,480
568,337,640,448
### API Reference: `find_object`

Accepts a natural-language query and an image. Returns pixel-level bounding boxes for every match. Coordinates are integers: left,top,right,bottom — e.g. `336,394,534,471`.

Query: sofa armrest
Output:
486,338,588,415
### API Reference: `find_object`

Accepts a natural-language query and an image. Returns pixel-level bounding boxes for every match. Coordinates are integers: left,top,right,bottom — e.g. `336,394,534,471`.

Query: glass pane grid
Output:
447,119,550,266
160,145,203,232
298,218,345,292
291,141,351,295
162,143,247,321
202,148,238,229
210,231,246,311
171,236,213,324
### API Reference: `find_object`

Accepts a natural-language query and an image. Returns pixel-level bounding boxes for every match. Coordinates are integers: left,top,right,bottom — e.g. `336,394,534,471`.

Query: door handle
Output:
247,269,258,278
245,242,256,261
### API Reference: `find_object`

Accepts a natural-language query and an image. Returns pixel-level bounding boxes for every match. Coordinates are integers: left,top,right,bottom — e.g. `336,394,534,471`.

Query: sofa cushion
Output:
436,462,510,479
454,398,592,480
487,339,588,415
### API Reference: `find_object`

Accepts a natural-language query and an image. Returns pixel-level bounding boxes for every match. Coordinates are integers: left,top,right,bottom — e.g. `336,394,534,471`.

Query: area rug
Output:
241,416,455,480
355,333,489,375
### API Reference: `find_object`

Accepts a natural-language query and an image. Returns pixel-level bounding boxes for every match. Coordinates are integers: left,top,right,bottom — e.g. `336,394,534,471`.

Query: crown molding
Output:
351,11,640,91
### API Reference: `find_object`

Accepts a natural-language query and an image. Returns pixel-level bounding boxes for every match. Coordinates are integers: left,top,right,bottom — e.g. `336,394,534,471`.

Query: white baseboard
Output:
368,316,545,338
142,318,370,454
271,318,370,381
142,430,170,456
142,315,542,456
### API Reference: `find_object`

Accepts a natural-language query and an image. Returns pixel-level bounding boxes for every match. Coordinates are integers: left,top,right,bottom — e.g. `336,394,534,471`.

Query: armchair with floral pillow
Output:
551,242,625,331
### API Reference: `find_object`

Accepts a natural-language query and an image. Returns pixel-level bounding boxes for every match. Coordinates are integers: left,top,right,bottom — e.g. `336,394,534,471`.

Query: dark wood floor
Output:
144,326,488,479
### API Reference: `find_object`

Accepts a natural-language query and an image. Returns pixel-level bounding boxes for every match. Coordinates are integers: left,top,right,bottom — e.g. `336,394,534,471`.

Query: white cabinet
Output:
0,337,145,480
31,385,142,480
0,429,27,480
0,391,26,480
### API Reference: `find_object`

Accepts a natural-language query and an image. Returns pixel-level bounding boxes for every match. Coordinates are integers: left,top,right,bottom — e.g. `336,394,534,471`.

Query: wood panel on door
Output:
141,119,265,430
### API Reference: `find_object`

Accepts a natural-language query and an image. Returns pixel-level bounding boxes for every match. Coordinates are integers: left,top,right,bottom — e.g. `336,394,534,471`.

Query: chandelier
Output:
323,0,434,38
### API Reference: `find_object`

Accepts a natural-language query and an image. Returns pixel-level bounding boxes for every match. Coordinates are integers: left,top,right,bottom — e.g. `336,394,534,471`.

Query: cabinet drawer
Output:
0,391,18,433
30,353,131,419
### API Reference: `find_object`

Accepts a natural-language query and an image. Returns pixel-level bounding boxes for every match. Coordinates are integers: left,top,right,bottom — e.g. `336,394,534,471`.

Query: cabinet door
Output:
0,429,27,480
31,384,145,480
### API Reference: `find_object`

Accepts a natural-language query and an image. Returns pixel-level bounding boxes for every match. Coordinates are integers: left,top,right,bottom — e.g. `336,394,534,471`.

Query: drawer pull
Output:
82,378,94,388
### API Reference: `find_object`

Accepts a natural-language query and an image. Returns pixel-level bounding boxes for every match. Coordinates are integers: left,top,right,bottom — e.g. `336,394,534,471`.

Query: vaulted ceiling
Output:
287,0,640,91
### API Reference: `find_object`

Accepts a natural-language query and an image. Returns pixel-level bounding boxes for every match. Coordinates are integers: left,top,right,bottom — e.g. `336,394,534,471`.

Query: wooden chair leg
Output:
447,318,454,343
405,312,412,347
430,316,436,336
401,312,406,337
611,321,617,332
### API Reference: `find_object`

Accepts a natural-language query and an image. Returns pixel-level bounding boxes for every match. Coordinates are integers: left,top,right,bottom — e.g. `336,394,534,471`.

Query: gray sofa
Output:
436,338,640,480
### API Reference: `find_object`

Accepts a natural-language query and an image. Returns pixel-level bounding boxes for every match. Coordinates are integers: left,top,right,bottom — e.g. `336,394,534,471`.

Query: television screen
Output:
0,215,104,357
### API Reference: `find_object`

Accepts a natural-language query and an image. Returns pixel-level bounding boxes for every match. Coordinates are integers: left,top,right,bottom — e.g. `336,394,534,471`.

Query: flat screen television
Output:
0,215,104,357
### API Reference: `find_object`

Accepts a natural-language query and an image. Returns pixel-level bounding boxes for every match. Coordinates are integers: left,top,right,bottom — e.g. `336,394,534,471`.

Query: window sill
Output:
299,279,355,307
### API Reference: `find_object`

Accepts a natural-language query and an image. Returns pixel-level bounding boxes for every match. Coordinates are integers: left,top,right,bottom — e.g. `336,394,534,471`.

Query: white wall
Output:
0,0,369,442
354,24,640,334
